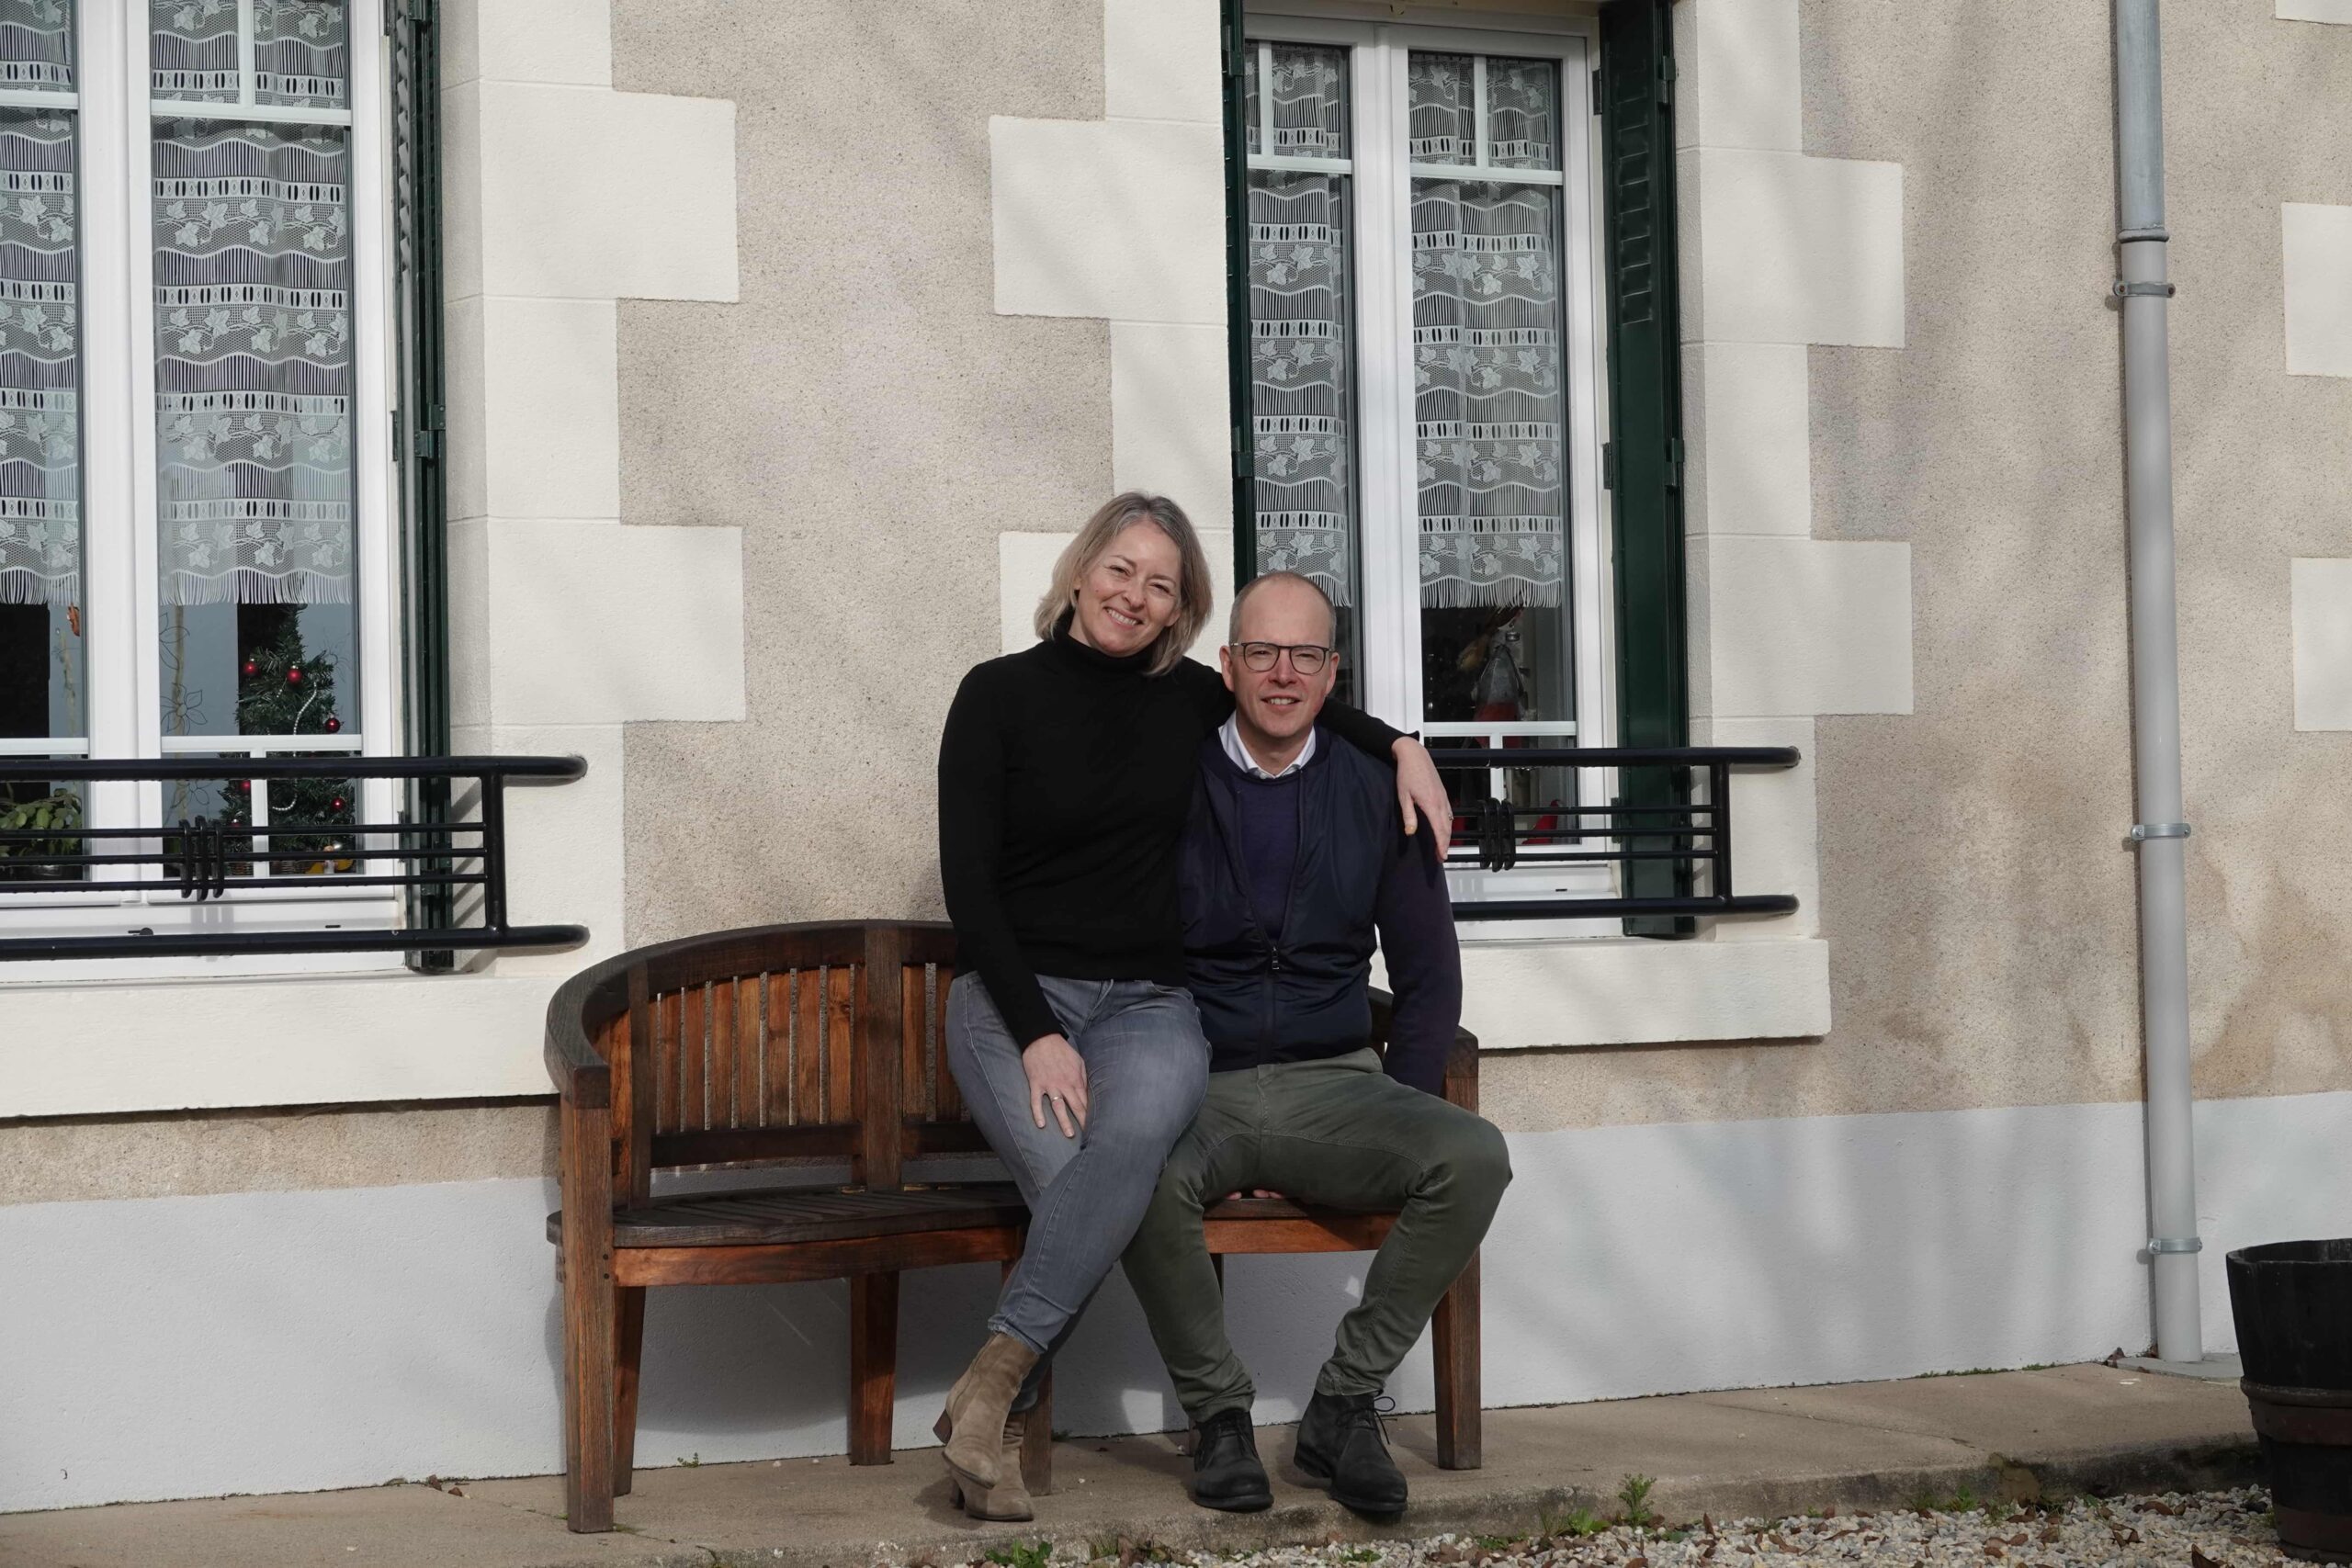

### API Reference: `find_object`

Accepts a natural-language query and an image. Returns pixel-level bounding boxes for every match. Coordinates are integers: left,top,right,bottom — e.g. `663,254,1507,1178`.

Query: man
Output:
1120,571,1512,1519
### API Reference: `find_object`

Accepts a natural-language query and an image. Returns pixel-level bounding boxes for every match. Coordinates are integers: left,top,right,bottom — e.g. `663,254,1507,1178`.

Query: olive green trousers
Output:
1118,1048,1511,1422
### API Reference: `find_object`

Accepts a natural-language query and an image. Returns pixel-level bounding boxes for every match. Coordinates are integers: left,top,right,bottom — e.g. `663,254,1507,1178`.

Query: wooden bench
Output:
543,919,1482,1533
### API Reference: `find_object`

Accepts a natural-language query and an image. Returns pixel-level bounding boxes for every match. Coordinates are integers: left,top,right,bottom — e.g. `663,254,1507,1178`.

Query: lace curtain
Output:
152,0,353,606
152,0,346,108
1247,44,1357,607
1410,54,1567,610
0,1,77,607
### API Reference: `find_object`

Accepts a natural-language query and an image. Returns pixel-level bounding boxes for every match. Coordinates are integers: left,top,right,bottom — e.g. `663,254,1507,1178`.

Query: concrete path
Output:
0,1365,2258,1568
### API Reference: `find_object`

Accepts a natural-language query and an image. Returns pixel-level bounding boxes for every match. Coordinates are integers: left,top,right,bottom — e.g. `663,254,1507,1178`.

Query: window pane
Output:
153,0,349,108
0,4,82,747
1487,57,1561,172
256,0,347,109
151,0,239,103
1407,51,1474,166
1248,44,1358,703
153,118,356,737
1266,41,1346,159
1413,56,1574,827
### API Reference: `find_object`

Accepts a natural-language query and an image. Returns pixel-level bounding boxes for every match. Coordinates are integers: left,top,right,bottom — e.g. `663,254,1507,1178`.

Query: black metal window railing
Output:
1431,745,1803,921
0,756,588,961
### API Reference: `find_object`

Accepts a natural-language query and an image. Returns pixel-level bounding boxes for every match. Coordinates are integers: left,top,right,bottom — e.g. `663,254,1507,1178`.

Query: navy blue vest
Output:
1178,730,1393,1072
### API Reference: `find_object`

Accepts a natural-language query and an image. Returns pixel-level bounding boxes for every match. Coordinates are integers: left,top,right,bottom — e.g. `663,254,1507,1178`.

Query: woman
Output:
933,492,1449,1520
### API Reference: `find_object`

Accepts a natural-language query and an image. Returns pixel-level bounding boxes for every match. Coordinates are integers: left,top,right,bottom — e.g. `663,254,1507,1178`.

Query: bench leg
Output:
560,1102,617,1532
849,1272,899,1465
613,1286,646,1495
1432,1253,1481,1470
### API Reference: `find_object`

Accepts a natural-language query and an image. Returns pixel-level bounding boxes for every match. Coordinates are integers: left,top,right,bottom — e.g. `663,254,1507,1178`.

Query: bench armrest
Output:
545,966,614,1109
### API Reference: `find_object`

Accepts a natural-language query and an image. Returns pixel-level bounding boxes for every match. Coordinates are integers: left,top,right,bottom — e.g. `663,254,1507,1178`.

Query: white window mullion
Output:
77,1,142,860
1354,31,1419,734
236,0,257,110
1471,52,1488,171
1257,40,1274,154
350,0,397,844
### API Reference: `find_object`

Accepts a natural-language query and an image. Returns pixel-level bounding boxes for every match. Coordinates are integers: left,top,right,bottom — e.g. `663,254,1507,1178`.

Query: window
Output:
0,0,400,960
1238,15,1614,908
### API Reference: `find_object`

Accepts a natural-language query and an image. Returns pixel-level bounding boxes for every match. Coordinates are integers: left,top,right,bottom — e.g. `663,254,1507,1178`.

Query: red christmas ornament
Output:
234,780,251,795
242,659,257,676
323,715,341,733
286,666,302,684
330,796,346,813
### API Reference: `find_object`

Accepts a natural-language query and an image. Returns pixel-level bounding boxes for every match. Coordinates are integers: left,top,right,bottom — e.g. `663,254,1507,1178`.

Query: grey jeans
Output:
945,973,1210,1360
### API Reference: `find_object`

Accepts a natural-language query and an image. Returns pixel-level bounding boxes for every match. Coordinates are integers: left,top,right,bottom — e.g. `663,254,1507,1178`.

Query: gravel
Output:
890,1488,2295,1568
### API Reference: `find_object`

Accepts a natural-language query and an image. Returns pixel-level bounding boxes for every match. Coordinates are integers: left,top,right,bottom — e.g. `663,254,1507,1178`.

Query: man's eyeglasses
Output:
1233,641,1334,675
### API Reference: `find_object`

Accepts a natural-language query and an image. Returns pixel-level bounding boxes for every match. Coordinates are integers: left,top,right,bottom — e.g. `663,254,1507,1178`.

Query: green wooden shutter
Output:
387,0,453,967
1221,0,1256,587
1599,0,1694,937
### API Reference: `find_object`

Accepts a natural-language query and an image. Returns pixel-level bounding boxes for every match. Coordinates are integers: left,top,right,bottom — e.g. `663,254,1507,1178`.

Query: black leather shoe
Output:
1190,1407,1272,1512
1293,1390,1407,1517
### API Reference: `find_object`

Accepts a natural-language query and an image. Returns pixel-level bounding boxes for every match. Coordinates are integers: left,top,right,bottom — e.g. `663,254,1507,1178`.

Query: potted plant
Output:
0,786,83,882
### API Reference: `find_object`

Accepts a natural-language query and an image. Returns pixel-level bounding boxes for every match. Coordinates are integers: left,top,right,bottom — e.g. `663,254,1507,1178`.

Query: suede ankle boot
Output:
933,1333,1039,1494
946,1413,1035,1521
1188,1407,1272,1513
1293,1390,1407,1517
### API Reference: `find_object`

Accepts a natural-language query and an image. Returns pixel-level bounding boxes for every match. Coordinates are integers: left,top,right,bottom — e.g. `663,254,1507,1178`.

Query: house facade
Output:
5,0,2352,1514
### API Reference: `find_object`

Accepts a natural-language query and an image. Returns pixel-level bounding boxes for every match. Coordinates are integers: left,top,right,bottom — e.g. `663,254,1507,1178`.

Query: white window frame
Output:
0,0,406,980
1246,8,1622,931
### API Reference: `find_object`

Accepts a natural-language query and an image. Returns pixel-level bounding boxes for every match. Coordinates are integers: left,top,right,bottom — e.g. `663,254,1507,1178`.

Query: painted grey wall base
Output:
8,1091,2348,1514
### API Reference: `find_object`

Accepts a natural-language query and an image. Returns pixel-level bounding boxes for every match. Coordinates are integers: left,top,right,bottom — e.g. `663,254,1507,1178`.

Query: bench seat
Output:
548,1181,1028,1248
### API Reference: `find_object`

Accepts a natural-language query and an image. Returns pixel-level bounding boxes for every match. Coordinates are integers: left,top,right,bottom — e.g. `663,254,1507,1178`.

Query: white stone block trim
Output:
991,117,1227,324
2290,558,2352,729
459,519,747,728
1683,341,1813,537
1106,0,1224,124
440,0,614,88
2282,203,2352,378
1673,0,1802,153
1442,934,1831,1048
11,1089,2349,1510
1679,147,1905,350
0,973,564,1118
1691,536,1915,718
1112,321,1235,528
446,296,622,525
2278,0,2352,23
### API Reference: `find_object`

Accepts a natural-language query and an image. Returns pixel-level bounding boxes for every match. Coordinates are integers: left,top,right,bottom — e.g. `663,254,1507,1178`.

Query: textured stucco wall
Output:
1495,0,2352,1136
593,0,2352,1141
611,0,1113,942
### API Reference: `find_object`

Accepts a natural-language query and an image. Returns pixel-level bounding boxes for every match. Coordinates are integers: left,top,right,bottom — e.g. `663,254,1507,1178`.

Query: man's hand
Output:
1223,1189,1284,1200
1022,1033,1088,1138
1392,736,1454,857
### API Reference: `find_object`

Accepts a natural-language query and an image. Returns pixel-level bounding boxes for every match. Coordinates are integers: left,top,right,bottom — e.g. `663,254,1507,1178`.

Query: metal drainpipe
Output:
2113,0,2202,1362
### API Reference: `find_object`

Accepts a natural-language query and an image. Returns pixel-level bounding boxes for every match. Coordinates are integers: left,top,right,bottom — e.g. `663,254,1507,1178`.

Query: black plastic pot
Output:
2229,1239,2352,1563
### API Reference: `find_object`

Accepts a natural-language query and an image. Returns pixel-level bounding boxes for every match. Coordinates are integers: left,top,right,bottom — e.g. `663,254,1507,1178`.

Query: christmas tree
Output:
216,607,354,873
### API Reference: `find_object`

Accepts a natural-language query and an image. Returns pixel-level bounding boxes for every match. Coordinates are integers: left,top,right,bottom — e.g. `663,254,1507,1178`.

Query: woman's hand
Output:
1023,1033,1089,1138
1392,737,1454,857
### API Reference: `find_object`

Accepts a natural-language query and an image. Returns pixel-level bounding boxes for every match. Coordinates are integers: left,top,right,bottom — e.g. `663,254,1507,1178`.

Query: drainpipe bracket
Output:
2113,279,2177,299
2128,820,2191,845
2147,1236,2204,1256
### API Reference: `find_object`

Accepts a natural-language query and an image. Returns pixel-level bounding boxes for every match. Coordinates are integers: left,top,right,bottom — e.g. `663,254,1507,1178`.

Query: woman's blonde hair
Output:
1033,492,1214,676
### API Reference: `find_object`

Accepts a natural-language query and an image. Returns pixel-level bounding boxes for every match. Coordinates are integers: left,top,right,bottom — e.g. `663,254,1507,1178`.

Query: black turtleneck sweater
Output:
938,621,1405,1050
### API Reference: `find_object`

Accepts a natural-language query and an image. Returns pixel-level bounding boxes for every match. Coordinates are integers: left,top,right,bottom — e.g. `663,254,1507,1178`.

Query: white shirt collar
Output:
1219,715,1317,780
